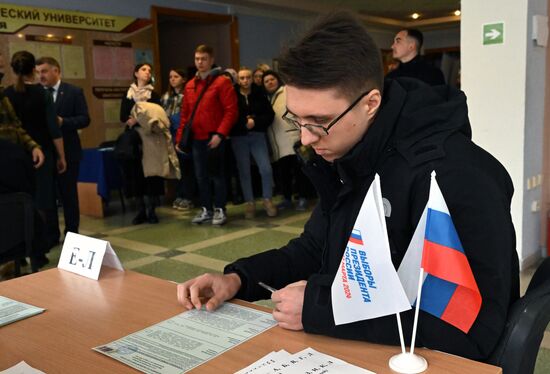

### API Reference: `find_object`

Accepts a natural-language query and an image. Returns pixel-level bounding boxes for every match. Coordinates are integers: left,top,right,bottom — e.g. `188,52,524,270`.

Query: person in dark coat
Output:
176,12,519,362
5,50,66,260
36,56,90,238
386,28,445,86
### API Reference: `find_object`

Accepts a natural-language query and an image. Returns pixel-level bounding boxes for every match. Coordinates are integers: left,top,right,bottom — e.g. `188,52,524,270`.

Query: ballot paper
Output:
94,303,277,374
0,361,45,374
235,348,375,374
0,296,45,327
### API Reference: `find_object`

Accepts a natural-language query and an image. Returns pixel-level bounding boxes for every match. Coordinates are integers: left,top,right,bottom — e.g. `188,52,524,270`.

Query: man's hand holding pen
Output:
271,280,307,331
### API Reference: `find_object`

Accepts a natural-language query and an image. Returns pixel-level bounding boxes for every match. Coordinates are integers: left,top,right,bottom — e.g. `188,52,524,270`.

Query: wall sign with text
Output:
0,3,137,33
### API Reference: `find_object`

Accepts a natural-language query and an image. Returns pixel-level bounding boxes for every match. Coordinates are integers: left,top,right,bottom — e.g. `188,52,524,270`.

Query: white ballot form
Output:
58,232,123,280
94,302,277,374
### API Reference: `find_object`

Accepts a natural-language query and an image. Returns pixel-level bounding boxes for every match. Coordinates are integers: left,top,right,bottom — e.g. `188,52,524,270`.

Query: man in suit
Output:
36,57,90,239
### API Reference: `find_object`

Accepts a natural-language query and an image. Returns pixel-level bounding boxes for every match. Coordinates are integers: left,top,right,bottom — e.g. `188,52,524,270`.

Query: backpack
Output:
114,126,142,161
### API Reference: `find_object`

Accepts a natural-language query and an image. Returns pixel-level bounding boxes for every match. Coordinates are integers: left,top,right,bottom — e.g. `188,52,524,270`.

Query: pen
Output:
258,281,278,293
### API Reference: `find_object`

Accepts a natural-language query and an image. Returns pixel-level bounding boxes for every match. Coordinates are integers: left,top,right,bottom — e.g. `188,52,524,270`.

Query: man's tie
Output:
47,87,55,102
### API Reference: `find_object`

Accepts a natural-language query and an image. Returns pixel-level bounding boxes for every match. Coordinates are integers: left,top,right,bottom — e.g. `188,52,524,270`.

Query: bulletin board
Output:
0,3,155,148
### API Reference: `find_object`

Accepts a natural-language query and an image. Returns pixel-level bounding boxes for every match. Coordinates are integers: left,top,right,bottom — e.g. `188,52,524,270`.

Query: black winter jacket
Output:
386,55,445,86
231,86,274,137
225,78,519,361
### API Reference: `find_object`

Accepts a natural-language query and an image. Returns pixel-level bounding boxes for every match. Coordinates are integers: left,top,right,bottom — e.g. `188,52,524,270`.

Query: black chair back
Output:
488,257,550,374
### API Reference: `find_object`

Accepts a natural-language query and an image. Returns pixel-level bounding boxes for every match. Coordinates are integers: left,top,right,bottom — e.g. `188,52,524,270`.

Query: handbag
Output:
114,126,142,161
178,74,219,154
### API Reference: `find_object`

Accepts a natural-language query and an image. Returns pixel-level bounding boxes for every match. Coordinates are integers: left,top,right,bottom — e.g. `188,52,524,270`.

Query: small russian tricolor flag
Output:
349,229,364,245
418,173,482,333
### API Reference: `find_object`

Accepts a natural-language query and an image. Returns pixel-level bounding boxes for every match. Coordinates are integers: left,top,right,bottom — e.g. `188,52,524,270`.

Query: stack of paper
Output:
0,296,45,327
235,347,375,374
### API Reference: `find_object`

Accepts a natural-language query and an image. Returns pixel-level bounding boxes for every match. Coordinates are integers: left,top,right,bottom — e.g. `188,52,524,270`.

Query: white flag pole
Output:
409,267,424,355
388,256,428,374
396,313,406,354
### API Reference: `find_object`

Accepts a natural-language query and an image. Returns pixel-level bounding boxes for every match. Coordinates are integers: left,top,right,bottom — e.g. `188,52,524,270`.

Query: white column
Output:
461,0,548,267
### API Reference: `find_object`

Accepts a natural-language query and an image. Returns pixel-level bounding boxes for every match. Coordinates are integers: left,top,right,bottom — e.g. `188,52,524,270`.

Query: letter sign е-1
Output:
58,232,123,280
483,22,504,45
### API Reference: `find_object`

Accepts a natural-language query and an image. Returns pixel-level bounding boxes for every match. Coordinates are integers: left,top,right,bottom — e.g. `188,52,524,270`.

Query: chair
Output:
0,192,37,276
488,257,550,374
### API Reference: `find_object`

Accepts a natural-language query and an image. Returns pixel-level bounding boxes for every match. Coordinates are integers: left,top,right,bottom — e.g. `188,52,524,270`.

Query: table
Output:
77,148,124,217
0,269,502,373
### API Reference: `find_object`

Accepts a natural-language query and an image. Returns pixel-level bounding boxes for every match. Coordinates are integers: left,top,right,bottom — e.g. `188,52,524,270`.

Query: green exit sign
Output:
483,22,504,45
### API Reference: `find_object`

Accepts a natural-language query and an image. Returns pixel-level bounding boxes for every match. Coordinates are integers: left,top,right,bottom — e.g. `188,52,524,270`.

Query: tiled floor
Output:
2,197,549,373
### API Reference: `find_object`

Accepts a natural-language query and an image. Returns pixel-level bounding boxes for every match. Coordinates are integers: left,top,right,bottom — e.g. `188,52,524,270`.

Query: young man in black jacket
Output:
177,12,519,362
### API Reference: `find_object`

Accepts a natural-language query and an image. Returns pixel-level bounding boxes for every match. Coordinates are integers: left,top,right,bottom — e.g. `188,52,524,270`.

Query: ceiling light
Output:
454,10,461,16
411,13,420,20
46,34,53,38
66,35,73,40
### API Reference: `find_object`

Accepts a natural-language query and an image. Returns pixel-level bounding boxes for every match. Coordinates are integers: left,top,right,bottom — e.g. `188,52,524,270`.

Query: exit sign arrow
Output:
483,22,504,45
485,29,501,40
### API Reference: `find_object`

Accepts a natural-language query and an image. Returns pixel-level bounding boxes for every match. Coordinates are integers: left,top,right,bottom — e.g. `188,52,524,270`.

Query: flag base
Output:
389,353,428,373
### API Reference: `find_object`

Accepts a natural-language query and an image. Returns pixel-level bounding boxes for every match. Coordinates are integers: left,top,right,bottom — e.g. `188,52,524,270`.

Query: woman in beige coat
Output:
264,70,308,211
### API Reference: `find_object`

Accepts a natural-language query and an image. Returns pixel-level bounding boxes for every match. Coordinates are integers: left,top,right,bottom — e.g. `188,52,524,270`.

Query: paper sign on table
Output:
0,361,45,373
58,232,123,280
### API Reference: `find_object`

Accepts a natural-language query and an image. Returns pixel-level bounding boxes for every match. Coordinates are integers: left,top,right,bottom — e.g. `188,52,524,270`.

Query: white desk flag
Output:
331,174,411,325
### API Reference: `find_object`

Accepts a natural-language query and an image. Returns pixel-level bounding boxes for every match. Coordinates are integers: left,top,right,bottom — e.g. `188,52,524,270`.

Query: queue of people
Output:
0,25,447,266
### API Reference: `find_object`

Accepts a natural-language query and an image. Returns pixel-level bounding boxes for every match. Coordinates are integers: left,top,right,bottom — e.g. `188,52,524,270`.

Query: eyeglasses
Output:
282,89,372,136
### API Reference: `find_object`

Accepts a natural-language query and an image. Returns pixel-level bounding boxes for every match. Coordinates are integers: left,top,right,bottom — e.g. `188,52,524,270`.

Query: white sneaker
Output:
191,207,212,224
212,208,227,225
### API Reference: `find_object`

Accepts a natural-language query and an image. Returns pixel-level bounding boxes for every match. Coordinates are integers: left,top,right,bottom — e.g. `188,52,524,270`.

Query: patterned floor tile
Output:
542,330,550,349
287,217,311,228
102,225,145,236
116,220,249,249
156,249,186,259
272,226,304,235
105,236,168,255
273,212,312,226
256,223,280,228
254,299,275,309
132,259,216,283
174,227,266,253
124,255,164,270
115,247,151,262
172,253,228,273
535,348,550,374
195,230,298,263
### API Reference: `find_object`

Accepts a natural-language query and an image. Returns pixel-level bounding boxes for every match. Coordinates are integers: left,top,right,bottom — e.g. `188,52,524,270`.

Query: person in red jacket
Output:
176,45,238,225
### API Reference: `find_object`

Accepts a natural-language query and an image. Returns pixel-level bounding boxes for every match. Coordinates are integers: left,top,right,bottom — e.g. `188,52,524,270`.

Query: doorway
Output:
151,6,239,93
